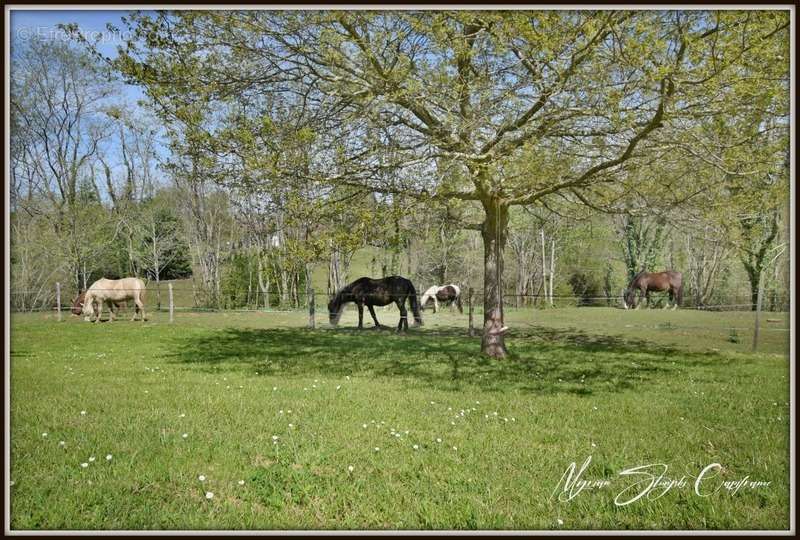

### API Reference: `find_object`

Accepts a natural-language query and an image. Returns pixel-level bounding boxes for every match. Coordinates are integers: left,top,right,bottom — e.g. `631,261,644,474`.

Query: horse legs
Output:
664,290,674,310
134,295,146,322
357,302,364,329
94,300,103,323
396,299,408,333
456,296,463,314
107,300,116,321
367,304,383,328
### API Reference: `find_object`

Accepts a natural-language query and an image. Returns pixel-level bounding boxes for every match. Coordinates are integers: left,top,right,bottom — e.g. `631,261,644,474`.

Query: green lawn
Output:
9,308,790,530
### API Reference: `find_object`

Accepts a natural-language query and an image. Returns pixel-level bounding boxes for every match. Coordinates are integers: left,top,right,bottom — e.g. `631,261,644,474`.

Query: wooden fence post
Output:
168,283,174,323
308,289,316,329
56,282,62,321
468,287,475,337
752,272,764,352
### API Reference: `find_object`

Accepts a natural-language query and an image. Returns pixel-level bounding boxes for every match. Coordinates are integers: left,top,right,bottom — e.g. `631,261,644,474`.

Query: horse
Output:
71,291,126,317
624,270,683,310
328,276,423,332
420,284,463,314
82,277,147,322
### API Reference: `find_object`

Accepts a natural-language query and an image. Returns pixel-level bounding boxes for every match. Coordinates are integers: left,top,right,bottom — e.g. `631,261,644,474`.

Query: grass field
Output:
8,307,791,530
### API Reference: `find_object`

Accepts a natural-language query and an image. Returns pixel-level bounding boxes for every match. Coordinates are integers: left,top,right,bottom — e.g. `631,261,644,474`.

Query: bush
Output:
568,271,602,306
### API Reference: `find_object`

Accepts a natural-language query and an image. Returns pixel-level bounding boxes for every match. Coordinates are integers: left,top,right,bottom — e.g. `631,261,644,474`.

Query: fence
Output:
8,283,791,353
9,284,790,314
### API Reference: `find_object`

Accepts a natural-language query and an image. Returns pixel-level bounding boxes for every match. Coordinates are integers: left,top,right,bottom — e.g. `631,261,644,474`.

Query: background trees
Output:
9,11,790,351
103,10,788,356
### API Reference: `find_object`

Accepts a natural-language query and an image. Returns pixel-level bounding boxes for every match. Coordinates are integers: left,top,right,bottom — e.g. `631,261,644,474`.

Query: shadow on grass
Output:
167,324,735,395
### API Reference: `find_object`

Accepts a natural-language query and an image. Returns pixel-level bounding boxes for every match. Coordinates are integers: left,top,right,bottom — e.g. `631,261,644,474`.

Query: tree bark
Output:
549,238,556,306
481,198,509,358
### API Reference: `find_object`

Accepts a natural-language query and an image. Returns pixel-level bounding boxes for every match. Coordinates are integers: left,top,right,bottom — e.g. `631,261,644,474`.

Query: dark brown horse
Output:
624,270,683,310
328,276,423,332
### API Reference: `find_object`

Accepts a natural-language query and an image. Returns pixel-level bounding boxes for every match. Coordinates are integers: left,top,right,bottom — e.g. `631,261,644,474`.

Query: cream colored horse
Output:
82,277,147,322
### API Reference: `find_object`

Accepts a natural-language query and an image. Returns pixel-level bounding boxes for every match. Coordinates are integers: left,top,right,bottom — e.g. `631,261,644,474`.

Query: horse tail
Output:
408,283,423,326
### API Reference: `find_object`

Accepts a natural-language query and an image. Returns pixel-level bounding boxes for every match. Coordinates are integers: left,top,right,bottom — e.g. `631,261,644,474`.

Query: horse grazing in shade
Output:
420,284,463,314
82,277,147,322
624,270,683,310
328,276,423,332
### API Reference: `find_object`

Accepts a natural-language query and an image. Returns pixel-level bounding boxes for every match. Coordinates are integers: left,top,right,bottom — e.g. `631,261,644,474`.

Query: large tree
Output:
94,9,788,356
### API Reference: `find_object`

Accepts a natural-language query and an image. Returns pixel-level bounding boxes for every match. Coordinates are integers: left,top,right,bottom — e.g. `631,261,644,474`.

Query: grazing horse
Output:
624,270,683,310
82,277,147,322
328,276,423,332
420,284,463,314
71,291,126,317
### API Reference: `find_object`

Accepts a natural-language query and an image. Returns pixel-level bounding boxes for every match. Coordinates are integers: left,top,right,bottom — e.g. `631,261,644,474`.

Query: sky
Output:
10,9,148,102
9,10,173,197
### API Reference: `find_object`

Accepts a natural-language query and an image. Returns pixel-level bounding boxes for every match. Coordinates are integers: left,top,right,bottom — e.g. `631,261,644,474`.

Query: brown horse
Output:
624,270,683,310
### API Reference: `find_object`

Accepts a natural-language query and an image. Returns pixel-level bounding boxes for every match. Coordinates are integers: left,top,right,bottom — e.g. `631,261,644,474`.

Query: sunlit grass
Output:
9,308,790,530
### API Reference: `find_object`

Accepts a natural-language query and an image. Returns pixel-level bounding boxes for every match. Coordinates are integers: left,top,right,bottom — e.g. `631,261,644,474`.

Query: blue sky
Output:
10,9,170,193
10,9,149,102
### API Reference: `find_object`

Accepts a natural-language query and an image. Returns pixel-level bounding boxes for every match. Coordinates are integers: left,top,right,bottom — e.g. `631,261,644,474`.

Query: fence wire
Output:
9,288,790,313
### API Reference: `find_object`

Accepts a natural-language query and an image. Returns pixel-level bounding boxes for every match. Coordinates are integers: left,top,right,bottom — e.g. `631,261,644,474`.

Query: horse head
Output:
71,292,86,315
623,288,635,309
81,292,97,319
328,294,343,326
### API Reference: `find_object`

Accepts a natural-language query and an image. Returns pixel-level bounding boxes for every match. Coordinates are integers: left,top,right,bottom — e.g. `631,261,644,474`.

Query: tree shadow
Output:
166,325,735,396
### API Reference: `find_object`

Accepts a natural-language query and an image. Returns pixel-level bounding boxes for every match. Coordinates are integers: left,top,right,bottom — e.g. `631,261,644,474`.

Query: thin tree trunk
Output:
549,238,555,306
540,229,547,307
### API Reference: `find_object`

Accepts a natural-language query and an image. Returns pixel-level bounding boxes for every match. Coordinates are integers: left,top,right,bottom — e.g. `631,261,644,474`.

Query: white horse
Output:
83,277,147,322
420,284,463,313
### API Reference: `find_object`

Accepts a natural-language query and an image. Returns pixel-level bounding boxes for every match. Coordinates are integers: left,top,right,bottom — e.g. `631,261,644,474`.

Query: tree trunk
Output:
540,229,547,306
549,238,556,306
481,199,509,358
744,263,760,311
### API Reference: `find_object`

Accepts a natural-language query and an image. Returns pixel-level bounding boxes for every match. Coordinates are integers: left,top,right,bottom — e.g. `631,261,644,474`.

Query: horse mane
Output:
329,283,353,313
